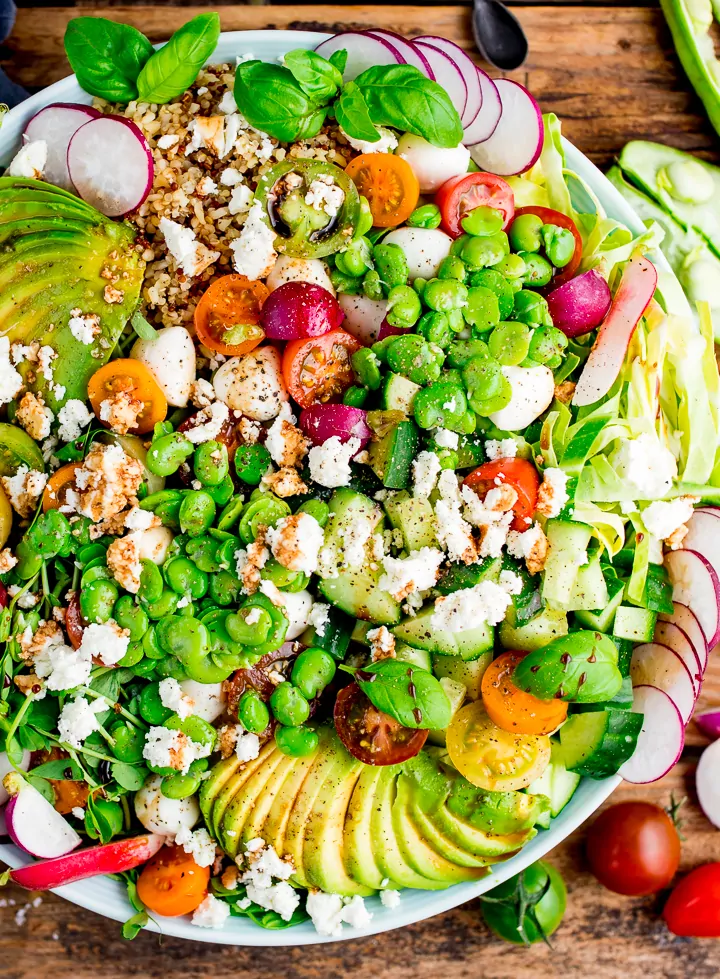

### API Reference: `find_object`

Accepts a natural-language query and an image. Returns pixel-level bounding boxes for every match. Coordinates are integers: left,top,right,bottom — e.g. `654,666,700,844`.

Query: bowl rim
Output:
0,27,664,946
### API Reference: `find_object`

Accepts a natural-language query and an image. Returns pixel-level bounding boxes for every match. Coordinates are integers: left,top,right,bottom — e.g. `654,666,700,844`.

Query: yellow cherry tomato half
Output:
87,359,167,436
42,463,80,512
345,153,420,228
446,700,551,792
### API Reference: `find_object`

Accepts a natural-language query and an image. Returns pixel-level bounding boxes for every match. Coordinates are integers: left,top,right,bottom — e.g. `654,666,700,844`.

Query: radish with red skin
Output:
546,270,612,338
299,404,372,447
696,739,720,828
366,30,435,78
630,642,696,724
314,32,403,81
4,773,82,858
67,115,153,217
652,621,703,692
261,282,344,340
412,36,483,128
658,602,708,674
462,68,503,144
24,102,101,191
572,256,658,407
337,294,387,345
377,318,408,342
619,685,685,784
682,510,720,590
10,834,165,890
664,549,720,649
695,711,720,741
468,79,542,175
412,41,467,117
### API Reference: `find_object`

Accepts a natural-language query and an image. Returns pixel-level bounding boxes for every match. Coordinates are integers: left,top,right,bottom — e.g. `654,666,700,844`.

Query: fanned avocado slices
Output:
0,177,145,411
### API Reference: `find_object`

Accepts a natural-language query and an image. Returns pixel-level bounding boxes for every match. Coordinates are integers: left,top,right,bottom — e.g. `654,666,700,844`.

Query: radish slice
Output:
10,834,165,890
366,30,435,78
696,739,720,827
619,685,685,784
413,41,467,117
299,404,372,447
413,36,483,127
696,506,720,518
337,294,388,345
4,773,82,858
683,510,720,585
572,256,658,407
67,115,153,217
468,79,542,175
658,602,708,674
314,32,404,81
24,103,101,191
695,710,720,740
665,549,720,649
462,69,503,144
653,621,703,693
630,642,696,723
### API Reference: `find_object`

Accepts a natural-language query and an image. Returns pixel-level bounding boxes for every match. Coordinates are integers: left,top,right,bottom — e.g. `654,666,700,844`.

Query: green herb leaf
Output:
112,762,147,791
27,774,55,804
64,17,154,103
329,49,348,76
131,311,158,341
5,735,24,766
355,64,463,148
0,868,10,887
137,12,220,105
284,49,343,102
353,660,452,729
335,82,380,143
90,669,121,702
234,61,327,143
122,910,149,940
27,758,84,780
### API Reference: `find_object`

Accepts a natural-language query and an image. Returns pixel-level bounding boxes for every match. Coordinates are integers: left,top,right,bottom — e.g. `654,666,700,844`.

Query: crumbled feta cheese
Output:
175,826,216,867
143,725,212,775
308,602,330,637
432,579,513,631
412,451,441,498
72,806,85,819
57,696,108,748
57,399,92,442
308,436,361,488
536,467,569,518
8,139,47,179
64,442,143,521
264,402,309,467
99,390,143,435
610,433,678,500
68,310,100,345
106,534,142,594
477,511,513,558
642,496,698,546
484,438,517,461
499,569,524,595
196,175,217,196
235,729,261,762
228,183,253,215
229,202,278,280
434,497,476,564
506,522,548,575
335,515,373,570
185,115,226,156
15,392,53,441
159,217,219,278
379,548,445,601
306,892,374,937
192,893,231,929
156,134,180,150
220,167,242,186
341,125,398,155
341,894,373,929
124,506,158,532
265,512,324,575
367,625,396,660
33,629,91,691
380,889,401,909
189,378,216,408
2,465,47,518
304,174,345,218
0,335,23,405
245,880,300,920
37,345,56,383
433,428,459,450
183,401,230,444
0,548,17,575
159,677,195,720
217,90,237,114
78,621,129,666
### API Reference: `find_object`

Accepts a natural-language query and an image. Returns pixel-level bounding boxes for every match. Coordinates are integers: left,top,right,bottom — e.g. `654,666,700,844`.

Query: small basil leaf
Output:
284,49,342,102
335,82,380,143
64,17,154,103
137,12,220,105
5,735,24,767
355,660,452,729
131,311,159,341
329,48,349,76
234,61,324,143
355,64,463,148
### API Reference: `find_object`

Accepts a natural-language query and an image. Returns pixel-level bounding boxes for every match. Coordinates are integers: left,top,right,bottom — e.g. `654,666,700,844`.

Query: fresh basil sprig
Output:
348,660,452,730
137,12,220,105
234,60,330,142
64,17,154,102
329,48,349,75
284,49,343,103
335,81,380,143
355,64,463,148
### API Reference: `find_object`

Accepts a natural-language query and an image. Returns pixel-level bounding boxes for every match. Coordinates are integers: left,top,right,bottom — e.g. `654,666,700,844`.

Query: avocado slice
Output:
344,765,400,891
199,754,244,826
220,747,288,859
239,752,300,849
0,177,144,411
428,803,534,859
207,741,276,840
302,750,374,896
262,742,324,860
407,789,492,869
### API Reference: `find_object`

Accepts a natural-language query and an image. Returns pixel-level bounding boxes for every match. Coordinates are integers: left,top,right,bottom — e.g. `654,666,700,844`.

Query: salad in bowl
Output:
0,14,718,944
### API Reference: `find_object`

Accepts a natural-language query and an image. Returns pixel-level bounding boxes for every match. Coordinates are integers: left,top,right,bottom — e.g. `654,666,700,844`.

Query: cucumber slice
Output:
395,641,433,672
383,492,438,551
554,709,643,778
499,605,568,652
568,553,609,611
320,570,401,625
436,556,502,595
613,605,658,642
542,519,593,610
369,420,420,489
574,577,625,632
432,652,492,700
393,604,494,661
381,372,420,413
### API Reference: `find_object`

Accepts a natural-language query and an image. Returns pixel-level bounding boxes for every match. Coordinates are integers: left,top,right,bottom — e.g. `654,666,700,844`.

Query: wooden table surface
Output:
2,3,720,976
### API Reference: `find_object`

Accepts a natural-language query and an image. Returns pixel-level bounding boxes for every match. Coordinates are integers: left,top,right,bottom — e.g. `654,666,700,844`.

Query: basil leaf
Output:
329,49,348,76
335,82,380,143
234,61,326,143
111,762,147,791
131,311,158,341
137,12,220,105
284,49,342,102
355,661,452,729
64,17,154,103
27,758,84,780
355,64,463,148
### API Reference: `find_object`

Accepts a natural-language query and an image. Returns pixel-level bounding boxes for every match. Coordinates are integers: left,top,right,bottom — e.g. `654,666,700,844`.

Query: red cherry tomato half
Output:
586,802,681,896
663,863,720,936
435,172,515,238
282,328,361,409
464,458,540,531
334,683,428,766
513,206,583,286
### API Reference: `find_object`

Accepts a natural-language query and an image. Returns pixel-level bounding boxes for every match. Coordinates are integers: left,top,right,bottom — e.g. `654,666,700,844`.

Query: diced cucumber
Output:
299,604,353,660
320,570,401,625
368,420,420,489
554,709,643,778
321,487,383,570
454,431,486,469
542,519,593,610
574,577,625,632
395,641,433,672
393,605,494,661
567,552,609,611
427,677,466,746
381,372,420,414
432,652,492,700
613,605,657,642
436,556,502,595
383,492,437,551
350,620,372,645
535,810,552,830
499,605,568,652
528,760,581,818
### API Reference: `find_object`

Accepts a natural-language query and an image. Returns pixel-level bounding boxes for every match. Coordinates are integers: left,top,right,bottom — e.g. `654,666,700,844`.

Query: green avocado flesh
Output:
0,177,144,410
204,727,545,895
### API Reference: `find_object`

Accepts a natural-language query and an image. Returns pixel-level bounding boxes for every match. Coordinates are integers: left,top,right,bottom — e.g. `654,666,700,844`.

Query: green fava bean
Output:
154,655,188,682
261,557,300,588
424,277,469,312
447,338,491,369
110,720,145,763
193,440,229,487
512,631,623,703
206,474,235,506
275,725,319,757
362,269,384,301
270,682,310,727
488,321,532,367
386,284,421,328
185,536,221,573
370,336,397,364
437,255,467,282
386,335,445,385
80,578,119,624
237,689,271,734
217,494,245,532
343,385,369,408
462,356,512,416
157,614,208,661
336,237,373,278
461,232,509,270
373,242,409,291
413,382,469,432
518,251,553,287
234,444,271,486
119,640,144,668
161,771,202,800
142,625,165,660
179,490,216,538
331,269,363,295
513,290,552,327
139,558,164,604
469,270,515,319
113,595,149,641
407,203,442,229
542,224,576,268
130,659,159,680
508,212,543,253
224,605,272,645
527,325,568,369
417,311,452,348
209,570,242,605
165,556,208,599
493,253,527,280
352,348,382,390
355,195,373,237
27,509,71,560
165,713,216,750
291,647,337,700
146,432,194,477
450,234,471,257
139,680,173,724
464,286,500,331
154,498,183,529
239,496,290,544
461,205,504,237
14,539,43,580
144,588,179,620
297,499,330,528
140,489,183,514
413,277,428,298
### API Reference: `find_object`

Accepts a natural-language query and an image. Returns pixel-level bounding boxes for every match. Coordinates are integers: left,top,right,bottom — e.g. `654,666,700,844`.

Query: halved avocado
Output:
344,765,399,891
263,742,324,860
208,741,276,840
240,752,300,849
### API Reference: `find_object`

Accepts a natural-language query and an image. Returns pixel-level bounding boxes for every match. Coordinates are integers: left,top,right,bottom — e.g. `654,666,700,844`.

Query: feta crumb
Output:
15,392,53,441
412,451,441,498
158,677,195,720
340,125,398,154
307,602,330,637
189,378,215,408
642,496,698,546
175,826,216,867
229,202,278,280
0,335,23,405
2,465,47,518
308,436,361,488
157,134,180,150
236,729,261,762
380,889,401,908
183,401,230,444
432,579,513,631
265,512,324,575
499,569,524,595
57,695,108,748
536,467,569,518
124,506,158,532
304,174,345,218
220,167,242,186
159,217,219,278
228,183,254,215
610,433,678,500
57,399,92,442
78,621,129,666
506,522,548,575
367,625,396,660
143,725,212,775
379,548,445,601
68,310,100,345
433,428,459,450
8,139,47,179
484,438,517,461
192,893,231,929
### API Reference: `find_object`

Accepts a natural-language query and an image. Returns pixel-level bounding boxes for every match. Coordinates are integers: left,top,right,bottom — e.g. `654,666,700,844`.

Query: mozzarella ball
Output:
489,366,555,432
213,346,289,420
136,525,174,565
396,133,471,193
179,680,225,722
337,294,388,345
131,327,195,407
382,228,453,280
134,774,199,836
281,589,314,640
266,255,335,295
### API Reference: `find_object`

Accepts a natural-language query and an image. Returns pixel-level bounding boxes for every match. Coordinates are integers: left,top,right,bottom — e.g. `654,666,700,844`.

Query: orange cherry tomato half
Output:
514,206,583,286
282,328,361,408
194,274,269,356
464,457,540,531
87,359,167,436
345,153,420,228
481,651,568,736
42,463,80,512
136,844,210,917
435,172,515,238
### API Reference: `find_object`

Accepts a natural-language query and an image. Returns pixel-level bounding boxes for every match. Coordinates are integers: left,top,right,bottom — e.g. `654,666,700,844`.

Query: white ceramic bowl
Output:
0,29,665,945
